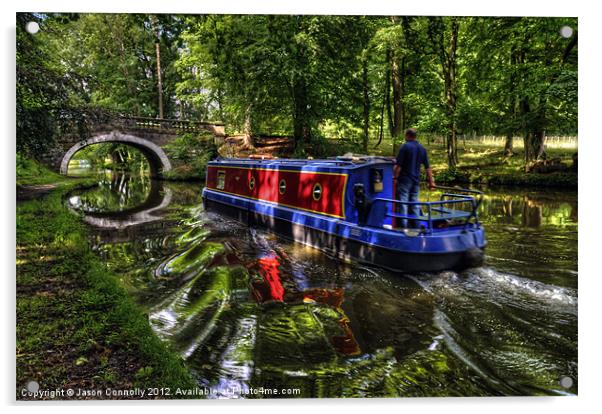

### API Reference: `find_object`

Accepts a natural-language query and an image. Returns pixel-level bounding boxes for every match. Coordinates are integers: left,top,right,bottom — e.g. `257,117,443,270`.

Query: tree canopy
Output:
17,13,577,167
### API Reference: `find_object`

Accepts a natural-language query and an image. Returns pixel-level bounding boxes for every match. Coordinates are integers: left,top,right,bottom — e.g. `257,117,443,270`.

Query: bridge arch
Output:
60,131,172,176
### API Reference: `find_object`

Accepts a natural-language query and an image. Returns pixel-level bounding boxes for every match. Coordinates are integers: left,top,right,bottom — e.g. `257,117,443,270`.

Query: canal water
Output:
65,171,577,397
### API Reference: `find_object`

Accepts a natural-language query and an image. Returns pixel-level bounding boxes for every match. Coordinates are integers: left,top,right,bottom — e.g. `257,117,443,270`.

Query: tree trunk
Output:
505,47,519,157
391,58,403,140
242,103,254,148
525,129,546,168
389,16,405,147
504,133,514,156
375,67,387,149
291,25,311,149
400,57,406,131
292,78,311,146
385,49,394,143
447,129,458,169
152,16,164,119
429,16,459,169
362,58,370,153
444,18,459,168
384,62,397,155
521,92,546,168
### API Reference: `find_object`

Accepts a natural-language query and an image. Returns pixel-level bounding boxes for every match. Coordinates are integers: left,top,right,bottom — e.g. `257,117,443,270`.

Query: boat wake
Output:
406,265,577,395
474,267,577,307
410,266,577,315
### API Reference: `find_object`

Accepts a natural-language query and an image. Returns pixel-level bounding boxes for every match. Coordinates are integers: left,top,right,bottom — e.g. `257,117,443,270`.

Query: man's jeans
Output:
396,176,420,228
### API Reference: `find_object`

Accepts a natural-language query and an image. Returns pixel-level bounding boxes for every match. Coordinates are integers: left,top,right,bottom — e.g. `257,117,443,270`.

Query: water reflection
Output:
67,177,577,397
68,172,172,229
68,171,153,213
476,188,578,288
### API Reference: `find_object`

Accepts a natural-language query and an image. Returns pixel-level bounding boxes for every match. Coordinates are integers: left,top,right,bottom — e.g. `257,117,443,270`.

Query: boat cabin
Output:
204,156,479,232
205,157,393,221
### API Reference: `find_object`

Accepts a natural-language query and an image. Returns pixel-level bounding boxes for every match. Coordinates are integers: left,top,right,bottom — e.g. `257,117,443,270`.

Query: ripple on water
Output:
154,241,226,280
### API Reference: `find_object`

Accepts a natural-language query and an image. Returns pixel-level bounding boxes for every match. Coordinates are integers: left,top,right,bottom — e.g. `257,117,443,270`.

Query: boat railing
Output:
371,185,483,233
435,185,484,228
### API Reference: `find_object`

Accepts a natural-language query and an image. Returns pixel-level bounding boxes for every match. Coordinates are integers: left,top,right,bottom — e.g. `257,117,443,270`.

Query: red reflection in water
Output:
300,288,361,356
331,316,361,356
301,288,344,308
252,255,284,302
250,259,361,356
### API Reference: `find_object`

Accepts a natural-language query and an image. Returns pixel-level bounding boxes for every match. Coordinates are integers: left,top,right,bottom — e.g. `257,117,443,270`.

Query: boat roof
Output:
208,156,394,172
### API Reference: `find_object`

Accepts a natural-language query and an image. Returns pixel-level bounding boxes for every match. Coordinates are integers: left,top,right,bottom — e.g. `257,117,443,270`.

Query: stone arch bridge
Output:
41,114,225,177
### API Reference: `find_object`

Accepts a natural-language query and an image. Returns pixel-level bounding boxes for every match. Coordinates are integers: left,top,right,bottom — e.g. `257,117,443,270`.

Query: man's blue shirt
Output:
395,140,430,184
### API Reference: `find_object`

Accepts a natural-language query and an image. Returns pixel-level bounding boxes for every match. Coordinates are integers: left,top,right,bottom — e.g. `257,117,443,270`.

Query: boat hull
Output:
202,190,485,273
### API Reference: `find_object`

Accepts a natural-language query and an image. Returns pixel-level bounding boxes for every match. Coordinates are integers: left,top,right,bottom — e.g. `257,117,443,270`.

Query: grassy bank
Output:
16,160,196,400
321,138,577,189
16,154,65,187
427,144,577,188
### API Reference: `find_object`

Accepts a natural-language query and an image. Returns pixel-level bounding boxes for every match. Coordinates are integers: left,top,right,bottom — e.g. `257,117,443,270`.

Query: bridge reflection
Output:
68,175,174,232
82,187,172,230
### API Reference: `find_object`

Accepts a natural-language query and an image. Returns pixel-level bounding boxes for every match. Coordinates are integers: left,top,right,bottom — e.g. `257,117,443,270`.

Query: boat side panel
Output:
206,165,347,219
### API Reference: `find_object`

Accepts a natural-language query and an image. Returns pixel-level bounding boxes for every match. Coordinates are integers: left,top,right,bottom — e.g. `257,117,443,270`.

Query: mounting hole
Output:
559,376,573,389
25,21,40,34
26,380,40,393
560,26,573,38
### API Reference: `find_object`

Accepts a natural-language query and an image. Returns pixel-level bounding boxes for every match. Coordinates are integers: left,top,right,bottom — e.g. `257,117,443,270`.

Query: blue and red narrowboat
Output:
201,156,486,273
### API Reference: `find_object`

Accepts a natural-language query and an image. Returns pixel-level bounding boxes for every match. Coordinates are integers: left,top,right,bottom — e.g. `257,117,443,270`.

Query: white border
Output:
2,1,599,412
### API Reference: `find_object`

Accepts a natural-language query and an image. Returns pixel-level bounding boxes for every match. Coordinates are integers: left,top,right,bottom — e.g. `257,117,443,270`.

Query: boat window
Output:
217,171,226,190
249,176,255,190
312,183,322,201
371,168,384,192
279,179,286,195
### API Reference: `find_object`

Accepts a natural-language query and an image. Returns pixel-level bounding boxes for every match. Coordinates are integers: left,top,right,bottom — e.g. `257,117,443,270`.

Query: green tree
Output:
462,17,577,166
16,13,83,158
17,13,578,173
427,16,461,168
176,15,373,149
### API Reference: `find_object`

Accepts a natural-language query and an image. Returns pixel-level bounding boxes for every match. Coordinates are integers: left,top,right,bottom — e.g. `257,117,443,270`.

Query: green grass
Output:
16,178,197,399
16,154,70,187
319,137,577,188
426,143,577,188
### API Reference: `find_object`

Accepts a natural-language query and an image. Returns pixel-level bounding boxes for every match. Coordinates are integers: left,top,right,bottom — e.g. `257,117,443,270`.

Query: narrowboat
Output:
201,156,486,273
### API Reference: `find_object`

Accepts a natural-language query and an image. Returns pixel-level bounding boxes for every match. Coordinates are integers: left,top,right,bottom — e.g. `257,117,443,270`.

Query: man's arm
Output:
394,145,405,178
423,149,435,189
426,168,435,189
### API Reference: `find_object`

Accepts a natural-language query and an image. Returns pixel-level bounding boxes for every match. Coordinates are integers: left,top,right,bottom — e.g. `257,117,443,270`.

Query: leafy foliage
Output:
163,132,217,180
16,13,80,157
17,13,577,169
